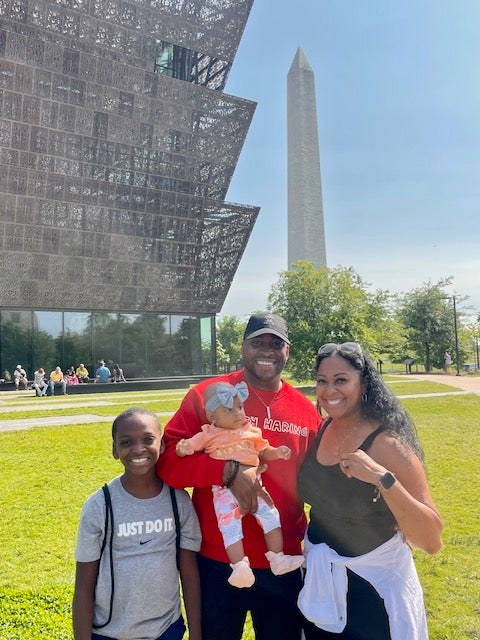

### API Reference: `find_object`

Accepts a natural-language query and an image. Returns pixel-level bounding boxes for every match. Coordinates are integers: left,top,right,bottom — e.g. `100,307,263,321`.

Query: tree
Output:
267,262,392,381
215,339,229,374
216,315,245,370
464,317,480,370
396,279,467,372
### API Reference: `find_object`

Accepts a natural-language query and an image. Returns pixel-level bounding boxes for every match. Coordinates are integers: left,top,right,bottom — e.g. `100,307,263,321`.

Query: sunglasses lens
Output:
317,343,337,356
317,342,362,357
341,342,361,353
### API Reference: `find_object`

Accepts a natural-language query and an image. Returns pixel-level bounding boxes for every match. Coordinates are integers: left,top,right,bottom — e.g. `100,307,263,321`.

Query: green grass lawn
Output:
385,380,464,396
0,387,478,639
297,379,460,403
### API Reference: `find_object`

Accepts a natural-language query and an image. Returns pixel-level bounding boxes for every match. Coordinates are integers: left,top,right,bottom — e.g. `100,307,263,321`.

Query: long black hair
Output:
315,343,424,462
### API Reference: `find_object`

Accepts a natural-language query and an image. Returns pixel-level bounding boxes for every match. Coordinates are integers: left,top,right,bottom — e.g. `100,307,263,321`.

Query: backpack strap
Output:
169,486,181,571
93,483,115,630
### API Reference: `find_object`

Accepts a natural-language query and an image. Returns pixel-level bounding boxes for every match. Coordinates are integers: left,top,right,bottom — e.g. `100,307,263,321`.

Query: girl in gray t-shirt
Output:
73,408,201,640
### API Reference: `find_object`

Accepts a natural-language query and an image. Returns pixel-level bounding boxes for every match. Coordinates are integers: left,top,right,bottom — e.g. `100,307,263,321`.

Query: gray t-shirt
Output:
75,477,201,639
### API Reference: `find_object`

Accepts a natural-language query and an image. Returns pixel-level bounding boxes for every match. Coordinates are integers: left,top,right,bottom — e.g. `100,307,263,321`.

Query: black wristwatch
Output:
379,471,396,490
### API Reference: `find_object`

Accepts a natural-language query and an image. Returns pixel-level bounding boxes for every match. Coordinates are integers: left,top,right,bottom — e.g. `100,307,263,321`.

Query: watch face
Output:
380,471,396,489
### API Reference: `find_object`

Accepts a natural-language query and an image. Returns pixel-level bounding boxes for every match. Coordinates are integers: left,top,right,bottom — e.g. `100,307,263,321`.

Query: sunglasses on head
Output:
317,342,363,357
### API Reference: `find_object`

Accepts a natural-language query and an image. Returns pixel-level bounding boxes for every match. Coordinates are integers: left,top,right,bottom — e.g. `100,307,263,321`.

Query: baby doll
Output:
176,381,304,588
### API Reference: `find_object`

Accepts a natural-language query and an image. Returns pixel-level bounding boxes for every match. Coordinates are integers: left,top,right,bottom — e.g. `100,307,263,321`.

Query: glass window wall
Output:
0,310,214,380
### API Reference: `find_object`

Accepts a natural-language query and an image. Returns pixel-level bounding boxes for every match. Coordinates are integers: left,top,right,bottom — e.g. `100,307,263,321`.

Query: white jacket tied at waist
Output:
298,531,428,639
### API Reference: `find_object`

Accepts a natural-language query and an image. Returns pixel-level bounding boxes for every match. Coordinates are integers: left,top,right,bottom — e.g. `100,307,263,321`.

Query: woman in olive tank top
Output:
297,342,443,640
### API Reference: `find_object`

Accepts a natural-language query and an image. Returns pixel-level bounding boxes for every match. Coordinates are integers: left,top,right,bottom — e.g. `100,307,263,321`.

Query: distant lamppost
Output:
443,295,460,376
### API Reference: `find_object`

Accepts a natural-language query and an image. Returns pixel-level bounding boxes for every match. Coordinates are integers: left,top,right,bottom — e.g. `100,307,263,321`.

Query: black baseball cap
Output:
243,313,290,345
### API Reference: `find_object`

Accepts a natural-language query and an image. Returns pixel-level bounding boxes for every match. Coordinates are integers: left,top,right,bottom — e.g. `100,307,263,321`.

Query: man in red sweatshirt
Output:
157,313,320,640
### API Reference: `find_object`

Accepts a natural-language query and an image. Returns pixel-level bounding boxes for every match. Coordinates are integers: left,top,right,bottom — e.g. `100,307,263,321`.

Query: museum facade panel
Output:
0,0,258,375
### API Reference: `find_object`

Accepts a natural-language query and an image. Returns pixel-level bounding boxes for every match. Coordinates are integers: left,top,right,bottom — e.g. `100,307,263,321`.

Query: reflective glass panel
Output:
1,310,33,378
33,311,63,374
64,312,93,373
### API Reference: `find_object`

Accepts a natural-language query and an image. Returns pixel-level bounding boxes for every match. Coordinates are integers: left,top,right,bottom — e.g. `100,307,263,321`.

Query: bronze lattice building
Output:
0,0,258,378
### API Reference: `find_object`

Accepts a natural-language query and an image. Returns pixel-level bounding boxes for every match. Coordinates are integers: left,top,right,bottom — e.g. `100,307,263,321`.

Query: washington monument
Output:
287,47,327,268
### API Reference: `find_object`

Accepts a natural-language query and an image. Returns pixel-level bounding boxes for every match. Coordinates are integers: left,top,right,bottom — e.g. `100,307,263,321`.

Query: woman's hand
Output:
340,440,443,555
339,449,385,485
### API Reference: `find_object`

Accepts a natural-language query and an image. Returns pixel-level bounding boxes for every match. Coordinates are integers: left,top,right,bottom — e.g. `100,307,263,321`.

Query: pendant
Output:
266,406,271,419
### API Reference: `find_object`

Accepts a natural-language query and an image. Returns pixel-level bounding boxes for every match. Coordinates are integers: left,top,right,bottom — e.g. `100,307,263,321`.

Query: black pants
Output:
302,570,391,640
198,554,303,640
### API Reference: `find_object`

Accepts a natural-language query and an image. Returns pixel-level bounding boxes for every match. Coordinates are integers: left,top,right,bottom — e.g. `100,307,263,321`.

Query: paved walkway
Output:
0,390,175,432
0,374,478,432
405,372,480,393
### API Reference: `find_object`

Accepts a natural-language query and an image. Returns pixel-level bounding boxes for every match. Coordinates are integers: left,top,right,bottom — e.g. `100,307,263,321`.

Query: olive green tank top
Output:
298,419,397,556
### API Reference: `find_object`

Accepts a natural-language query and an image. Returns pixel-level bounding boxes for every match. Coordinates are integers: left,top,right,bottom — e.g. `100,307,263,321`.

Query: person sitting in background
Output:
75,363,90,383
297,341,443,639
33,367,48,397
49,366,67,396
112,363,126,383
95,360,111,383
13,364,28,391
65,367,79,385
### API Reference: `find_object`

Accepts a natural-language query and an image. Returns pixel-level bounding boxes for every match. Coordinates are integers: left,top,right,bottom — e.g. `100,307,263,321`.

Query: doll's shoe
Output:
265,551,305,575
228,557,255,588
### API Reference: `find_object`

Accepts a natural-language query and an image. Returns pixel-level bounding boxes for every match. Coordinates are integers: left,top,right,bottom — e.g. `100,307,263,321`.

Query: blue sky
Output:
220,0,480,321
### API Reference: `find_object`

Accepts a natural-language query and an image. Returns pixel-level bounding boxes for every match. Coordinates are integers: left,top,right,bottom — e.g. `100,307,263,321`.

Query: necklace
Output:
249,384,283,420
334,423,361,457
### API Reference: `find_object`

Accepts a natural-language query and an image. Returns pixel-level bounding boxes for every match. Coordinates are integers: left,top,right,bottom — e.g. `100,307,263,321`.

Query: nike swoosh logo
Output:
139,539,152,545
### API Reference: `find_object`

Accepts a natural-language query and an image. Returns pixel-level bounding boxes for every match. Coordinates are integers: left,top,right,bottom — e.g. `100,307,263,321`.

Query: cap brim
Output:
244,328,290,344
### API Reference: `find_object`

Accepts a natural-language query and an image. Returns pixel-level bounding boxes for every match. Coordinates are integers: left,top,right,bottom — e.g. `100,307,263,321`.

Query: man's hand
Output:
226,463,273,514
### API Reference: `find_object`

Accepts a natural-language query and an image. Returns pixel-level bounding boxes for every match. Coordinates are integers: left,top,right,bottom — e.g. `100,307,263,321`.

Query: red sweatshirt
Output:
157,371,320,568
